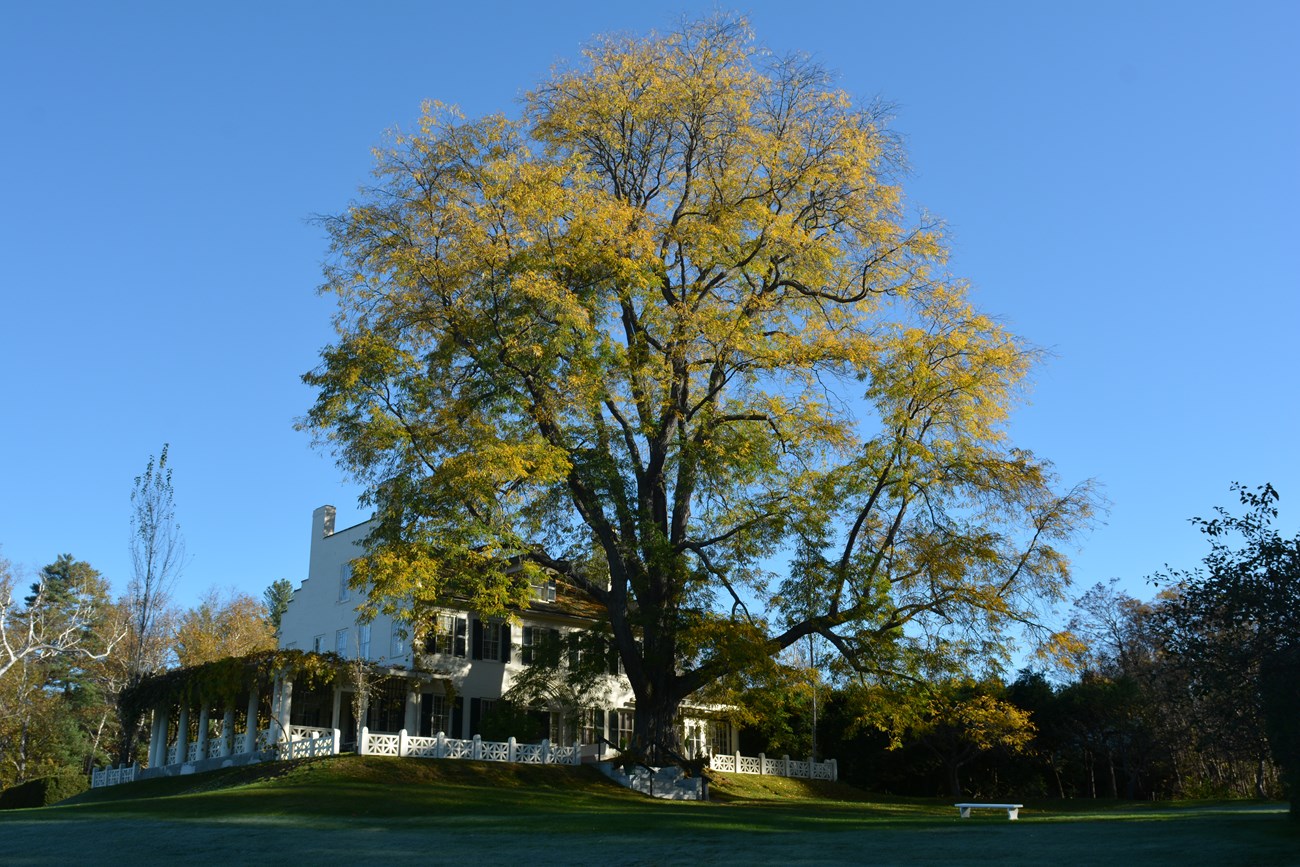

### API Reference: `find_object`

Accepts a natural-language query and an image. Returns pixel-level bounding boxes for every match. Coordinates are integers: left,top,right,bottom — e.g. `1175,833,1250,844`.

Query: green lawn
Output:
0,756,1295,865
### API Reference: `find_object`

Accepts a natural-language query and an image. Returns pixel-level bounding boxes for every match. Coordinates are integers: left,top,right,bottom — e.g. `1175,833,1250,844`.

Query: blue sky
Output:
2,2,1296,633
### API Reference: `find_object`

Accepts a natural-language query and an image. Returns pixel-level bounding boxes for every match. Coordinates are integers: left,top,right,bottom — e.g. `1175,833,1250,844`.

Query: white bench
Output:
955,802,1023,820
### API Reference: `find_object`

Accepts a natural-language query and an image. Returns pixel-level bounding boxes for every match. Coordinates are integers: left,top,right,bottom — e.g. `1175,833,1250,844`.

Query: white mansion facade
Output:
277,505,733,759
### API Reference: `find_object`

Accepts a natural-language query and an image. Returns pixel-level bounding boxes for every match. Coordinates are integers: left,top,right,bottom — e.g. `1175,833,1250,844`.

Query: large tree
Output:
304,18,1093,757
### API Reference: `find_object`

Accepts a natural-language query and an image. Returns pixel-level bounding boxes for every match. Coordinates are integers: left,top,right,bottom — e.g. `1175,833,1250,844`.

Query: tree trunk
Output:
85,710,110,775
632,687,685,764
947,761,963,798
116,703,143,766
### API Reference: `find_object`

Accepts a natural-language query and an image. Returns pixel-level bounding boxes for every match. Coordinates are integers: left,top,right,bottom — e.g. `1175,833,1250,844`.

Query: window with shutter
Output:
522,626,535,663
429,613,469,657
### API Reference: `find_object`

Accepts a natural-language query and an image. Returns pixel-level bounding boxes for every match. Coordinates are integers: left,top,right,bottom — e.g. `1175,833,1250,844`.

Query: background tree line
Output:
729,485,1297,812
0,445,295,795
0,551,291,793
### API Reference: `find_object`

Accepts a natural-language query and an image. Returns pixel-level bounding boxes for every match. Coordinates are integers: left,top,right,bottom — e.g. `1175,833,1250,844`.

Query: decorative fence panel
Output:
515,743,545,764
280,734,337,760
93,728,343,789
405,735,441,758
551,743,579,764
480,740,510,762
445,736,475,759
358,730,580,766
91,764,137,788
709,752,837,782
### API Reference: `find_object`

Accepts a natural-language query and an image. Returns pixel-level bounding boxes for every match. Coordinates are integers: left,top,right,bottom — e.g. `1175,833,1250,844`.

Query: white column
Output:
269,676,283,744
149,706,167,767
244,689,260,754
404,684,419,734
277,676,294,744
197,706,210,760
176,706,190,766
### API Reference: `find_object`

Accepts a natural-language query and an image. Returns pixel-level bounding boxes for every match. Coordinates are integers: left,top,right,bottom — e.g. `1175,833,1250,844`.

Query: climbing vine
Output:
119,649,348,721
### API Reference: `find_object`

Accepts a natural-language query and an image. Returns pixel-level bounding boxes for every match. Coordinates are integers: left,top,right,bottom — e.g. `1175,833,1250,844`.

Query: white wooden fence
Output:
90,764,138,787
359,728,582,765
92,727,338,788
709,751,837,781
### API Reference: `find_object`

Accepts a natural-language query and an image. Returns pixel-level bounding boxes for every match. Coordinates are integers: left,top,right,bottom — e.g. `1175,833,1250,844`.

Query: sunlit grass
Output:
1,755,1294,866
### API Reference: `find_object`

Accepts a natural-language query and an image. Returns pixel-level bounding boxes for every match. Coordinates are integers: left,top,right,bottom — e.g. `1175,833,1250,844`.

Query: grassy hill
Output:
2,756,1295,865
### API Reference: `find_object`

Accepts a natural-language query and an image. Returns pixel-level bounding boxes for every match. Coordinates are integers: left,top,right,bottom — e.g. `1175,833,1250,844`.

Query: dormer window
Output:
531,578,557,603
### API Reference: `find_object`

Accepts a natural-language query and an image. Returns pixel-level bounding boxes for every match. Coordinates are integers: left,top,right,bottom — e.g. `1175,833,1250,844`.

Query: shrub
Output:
0,771,89,809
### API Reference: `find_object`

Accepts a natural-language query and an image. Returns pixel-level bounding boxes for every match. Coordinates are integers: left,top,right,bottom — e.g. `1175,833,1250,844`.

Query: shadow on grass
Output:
4,756,1295,865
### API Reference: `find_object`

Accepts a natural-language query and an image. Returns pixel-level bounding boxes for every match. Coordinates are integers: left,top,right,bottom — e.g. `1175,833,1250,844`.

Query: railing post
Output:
472,734,482,760
436,731,446,759
830,758,838,782
398,728,408,757
783,755,790,777
507,737,517,763
541,738,551,764
573,739,581,765
332,728,341,755
758,752,765,775
735,750,742,774
359,726,369,756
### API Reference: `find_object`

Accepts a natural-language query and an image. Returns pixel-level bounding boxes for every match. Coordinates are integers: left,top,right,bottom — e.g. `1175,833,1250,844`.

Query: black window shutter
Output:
454,617,467,657
451,697,464,738
471,618,483,660
530,708,548,741
419,693,433,737
499,622,511,662
567,633,580,669
469,697,482,736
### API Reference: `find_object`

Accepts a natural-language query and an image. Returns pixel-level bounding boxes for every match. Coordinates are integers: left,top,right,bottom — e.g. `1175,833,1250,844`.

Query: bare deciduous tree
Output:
117,445,185,761
0,555,124,681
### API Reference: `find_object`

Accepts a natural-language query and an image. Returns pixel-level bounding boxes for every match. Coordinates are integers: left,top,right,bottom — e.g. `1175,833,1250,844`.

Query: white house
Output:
277,505,734,759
